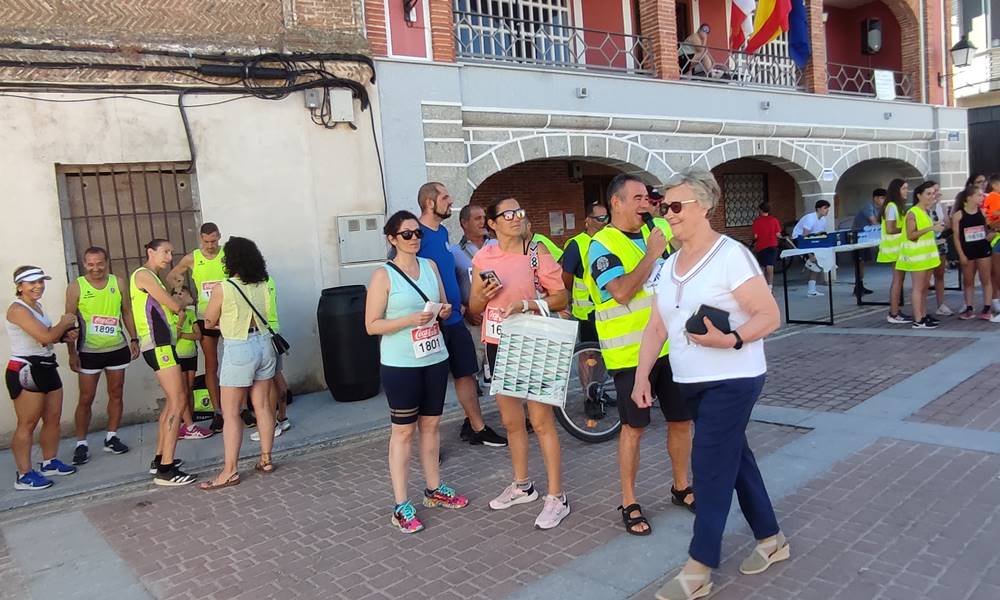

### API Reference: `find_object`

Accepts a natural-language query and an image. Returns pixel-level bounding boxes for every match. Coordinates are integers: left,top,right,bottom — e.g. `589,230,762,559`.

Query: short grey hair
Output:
666,168,721,211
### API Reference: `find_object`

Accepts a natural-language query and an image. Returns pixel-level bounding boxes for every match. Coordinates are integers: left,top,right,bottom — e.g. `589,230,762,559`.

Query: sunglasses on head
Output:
395,229,423,240
497,208,526,221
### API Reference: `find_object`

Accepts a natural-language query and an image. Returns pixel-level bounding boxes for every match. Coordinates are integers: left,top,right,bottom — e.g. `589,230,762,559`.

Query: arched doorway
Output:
711,157,806,244
834,158,924,228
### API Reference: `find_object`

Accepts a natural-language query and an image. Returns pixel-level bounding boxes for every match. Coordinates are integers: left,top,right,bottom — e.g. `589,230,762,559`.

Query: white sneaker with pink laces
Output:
534,494,570,530
489,481,539,510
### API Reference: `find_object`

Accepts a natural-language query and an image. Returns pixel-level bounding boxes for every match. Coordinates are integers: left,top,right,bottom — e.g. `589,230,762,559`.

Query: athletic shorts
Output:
577,317,598,344
142,345,179,371
6,357,62,399
178,355,198,373
195,320,221,339
755,247,778,268
440,322,479,379
612,356,691,427
78,346,132,375
381,360,449,425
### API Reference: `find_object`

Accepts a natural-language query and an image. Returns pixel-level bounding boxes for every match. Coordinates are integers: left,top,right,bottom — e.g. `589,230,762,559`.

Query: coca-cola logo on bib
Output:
412,324,440,341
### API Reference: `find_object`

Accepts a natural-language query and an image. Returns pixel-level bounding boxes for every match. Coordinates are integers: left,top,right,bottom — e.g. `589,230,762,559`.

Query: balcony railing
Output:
827,63,914,101
679,46,803,91
453,10,653,76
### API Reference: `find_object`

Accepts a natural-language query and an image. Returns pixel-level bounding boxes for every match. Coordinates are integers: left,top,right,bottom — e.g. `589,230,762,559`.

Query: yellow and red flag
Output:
745,0,792,54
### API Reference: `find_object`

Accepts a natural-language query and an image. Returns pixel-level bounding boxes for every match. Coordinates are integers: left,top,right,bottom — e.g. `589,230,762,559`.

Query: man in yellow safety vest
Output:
586,174,695,534
560,201,608,343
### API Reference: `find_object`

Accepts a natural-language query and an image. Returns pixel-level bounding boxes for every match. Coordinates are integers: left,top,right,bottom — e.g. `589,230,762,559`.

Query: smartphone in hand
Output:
479,270,503,289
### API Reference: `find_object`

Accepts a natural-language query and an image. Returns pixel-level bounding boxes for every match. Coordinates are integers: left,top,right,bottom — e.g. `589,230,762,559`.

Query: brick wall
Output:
638,0,679,80
364,0,389,56
712,159,799,243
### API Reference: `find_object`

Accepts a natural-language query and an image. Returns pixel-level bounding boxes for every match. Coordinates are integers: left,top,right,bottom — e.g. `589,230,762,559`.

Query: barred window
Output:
722,173,768,227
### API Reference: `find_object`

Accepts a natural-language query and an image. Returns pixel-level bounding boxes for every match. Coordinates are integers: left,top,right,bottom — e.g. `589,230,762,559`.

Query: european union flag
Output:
789,0,812,68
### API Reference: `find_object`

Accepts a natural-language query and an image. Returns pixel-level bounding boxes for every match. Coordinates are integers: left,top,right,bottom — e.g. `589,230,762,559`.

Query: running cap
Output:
14,268,52,284
646,185,664,201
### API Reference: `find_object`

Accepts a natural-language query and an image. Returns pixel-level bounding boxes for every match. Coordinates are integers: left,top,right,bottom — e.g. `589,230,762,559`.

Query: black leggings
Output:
381,360,449,425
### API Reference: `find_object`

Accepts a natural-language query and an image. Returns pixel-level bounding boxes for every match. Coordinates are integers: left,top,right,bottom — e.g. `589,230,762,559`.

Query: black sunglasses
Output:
665,200,699,214
498,208,526,221
589,214,610,222
395,229,423,240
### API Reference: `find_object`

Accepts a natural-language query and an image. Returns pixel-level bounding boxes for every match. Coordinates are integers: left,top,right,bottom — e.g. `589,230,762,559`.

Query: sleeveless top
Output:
173,307,198,359
219,278,270,340
76,274,127,353
191,248,227,318
958,208,991,257
130,267,175,351
380,257,448,368
5,299,55,359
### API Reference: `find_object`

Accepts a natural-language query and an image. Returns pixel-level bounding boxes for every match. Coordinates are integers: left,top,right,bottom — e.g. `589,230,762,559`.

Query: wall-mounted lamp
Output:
937,34,977,86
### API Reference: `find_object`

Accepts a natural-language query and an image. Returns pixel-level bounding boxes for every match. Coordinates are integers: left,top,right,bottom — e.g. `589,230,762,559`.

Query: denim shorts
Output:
219,332,277,388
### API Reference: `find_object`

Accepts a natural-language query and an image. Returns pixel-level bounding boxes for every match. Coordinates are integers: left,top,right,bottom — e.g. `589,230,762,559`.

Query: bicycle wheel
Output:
554,342,621,443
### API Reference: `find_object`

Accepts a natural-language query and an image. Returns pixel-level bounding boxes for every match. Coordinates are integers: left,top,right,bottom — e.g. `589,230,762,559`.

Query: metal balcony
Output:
679,45,803,91
827,62,915,101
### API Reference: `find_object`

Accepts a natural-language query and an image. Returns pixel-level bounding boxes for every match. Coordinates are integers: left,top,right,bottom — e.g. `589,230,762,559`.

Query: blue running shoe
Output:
15,470,53,491
39,459,77,477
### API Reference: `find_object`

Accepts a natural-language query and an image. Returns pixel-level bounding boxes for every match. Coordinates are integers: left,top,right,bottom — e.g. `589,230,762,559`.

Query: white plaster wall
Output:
0,90,385,443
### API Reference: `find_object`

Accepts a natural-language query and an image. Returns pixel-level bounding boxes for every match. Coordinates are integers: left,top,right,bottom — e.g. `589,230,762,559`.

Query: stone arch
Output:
695,139,824,197
466,133,672,190
834,157,926,224
830,143,929,181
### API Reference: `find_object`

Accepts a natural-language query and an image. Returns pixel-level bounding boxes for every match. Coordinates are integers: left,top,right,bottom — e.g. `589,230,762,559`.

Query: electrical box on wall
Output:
329,88,355,124
338,214,387,264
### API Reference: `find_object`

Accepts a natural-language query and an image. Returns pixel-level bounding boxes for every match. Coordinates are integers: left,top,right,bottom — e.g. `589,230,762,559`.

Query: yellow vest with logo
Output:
532,233,563,262
77,274,127,353
565,232,594,320
876,201,903,263
191,248,227,318
896,206,941,272
587,220,672,370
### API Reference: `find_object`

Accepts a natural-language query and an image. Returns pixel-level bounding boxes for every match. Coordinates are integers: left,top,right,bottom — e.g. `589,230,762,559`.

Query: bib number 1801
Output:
411,323,444,359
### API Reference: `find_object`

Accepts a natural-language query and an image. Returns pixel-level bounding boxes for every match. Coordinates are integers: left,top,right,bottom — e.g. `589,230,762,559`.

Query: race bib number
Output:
485,306,505,343
89,316,120,337
964,225,986,243
201,281,220,300
411,323,444,359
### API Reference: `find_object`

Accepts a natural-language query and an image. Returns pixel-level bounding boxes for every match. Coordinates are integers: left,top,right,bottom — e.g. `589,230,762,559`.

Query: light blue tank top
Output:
380,257,449,368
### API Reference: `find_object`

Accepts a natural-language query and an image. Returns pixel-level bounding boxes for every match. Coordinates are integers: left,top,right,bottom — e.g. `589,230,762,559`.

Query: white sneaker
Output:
250,424,282,442
993,300,1000,313
804,258,822,273
534,494,570,530
806,289,824,297
277,418,291,432
489,482,539,510
990,313,1000,323
935,304,953,316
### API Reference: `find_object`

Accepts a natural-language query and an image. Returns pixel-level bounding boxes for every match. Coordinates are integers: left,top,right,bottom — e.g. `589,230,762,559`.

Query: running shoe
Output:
179,424,214,440
250,423,283,442
959,306,976,320
72,444,89,466
39,459,77,477
469,424,508,448
103,436,129,454
148,458,184,475
489,481,539,510
153,466,197,487
277,418,291,432
534,494,570,530
887,313,912,324
935,304,954,316
391,501,424,533
806,288,824,297
423,484,469,509
991,312,1000,323
209,413,224,433
926,315,941,326
240,409,257,428
14,470,53,491
804,258,822,273
980,308,993,321
912,317,939,329
459,418,474,442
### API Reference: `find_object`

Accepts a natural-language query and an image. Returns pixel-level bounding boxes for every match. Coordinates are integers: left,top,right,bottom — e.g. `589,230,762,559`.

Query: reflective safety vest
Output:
586,219,673,370
191,248,227,318
532,233,563,261
876,202,902,263
564,232,593,320
173,307,198,359
896,206,941,272
266,276,280,333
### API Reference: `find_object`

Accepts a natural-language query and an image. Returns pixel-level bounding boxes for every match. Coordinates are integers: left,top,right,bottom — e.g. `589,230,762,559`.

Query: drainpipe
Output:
919,0,928,102
940,0,948,106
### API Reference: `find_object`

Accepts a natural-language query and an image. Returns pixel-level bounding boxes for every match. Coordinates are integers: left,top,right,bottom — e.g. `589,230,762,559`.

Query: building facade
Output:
951,0,1000,175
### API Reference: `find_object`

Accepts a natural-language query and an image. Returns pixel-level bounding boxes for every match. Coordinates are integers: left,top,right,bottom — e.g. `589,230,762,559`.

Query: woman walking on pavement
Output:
469,198,571,530
951,187,993,320
200,237,281,490
131,240,197,486
365,211,469,532
6,266,80,490
633,170,786,600
898,182,946,329
879,178,911,324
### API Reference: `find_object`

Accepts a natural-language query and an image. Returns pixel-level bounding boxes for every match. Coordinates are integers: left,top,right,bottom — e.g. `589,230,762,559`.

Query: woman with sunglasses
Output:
469,198,570,529
897,181,946,329
365,210,468,533
6,266,80,490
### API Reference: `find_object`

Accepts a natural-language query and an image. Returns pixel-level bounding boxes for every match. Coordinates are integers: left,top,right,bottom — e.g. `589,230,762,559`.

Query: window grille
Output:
722,173,768,228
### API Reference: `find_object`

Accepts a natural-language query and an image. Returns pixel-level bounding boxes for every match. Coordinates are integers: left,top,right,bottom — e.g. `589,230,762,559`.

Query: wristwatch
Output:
731,330,744,350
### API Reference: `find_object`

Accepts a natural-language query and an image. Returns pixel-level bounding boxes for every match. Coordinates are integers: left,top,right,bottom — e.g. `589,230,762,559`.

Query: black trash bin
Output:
317,285,380,402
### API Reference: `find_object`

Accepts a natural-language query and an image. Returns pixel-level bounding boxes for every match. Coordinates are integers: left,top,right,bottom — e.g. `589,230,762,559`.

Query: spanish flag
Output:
745,0,792,54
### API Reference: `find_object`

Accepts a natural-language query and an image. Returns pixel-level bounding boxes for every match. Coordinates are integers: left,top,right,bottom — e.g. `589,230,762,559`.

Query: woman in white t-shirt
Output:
632,170,786,600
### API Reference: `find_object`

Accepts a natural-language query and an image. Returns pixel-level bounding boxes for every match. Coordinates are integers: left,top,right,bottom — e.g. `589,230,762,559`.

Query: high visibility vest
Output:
191,248,227,318
532,233,563,261
896,206,941,272
76,274,127,353
876,201,903,263
173,307,198,359
564,232,593,320
586,219,672,370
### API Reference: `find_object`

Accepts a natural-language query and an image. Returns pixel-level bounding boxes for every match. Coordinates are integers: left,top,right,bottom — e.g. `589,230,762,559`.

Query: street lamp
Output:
950,35,976,68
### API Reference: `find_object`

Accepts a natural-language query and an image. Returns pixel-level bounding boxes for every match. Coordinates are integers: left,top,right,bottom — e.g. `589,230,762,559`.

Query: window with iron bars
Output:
454,0,574,65
722,173,768,228
56,162,201,282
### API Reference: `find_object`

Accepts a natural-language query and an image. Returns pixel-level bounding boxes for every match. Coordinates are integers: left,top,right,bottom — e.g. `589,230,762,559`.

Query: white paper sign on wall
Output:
873,70,897,101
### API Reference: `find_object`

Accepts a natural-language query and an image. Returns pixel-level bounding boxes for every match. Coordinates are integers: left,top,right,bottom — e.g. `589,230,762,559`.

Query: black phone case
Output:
685,305,731,335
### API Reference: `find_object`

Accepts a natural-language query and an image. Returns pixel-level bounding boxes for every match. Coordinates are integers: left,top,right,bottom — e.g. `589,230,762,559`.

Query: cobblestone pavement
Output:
759,333,973,412
907,367,1000,433
633,438,1000,600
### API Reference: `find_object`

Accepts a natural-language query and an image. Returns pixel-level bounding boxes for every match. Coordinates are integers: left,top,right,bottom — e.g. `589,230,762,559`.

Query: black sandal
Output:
671,486,696,514
618,503,652,536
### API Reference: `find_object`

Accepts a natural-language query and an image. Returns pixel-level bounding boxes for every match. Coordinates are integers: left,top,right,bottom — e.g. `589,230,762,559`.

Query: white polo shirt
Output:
792,212,828,238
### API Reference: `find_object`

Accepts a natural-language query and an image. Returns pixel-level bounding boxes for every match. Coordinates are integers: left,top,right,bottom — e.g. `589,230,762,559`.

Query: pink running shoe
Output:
422,484,469,509
179,424,214,440
489,481,539,510
959,307,976,320
534,494,570,530
391,501,424,533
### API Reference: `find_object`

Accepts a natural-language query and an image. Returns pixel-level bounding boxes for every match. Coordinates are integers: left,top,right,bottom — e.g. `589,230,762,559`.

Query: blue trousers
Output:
678,374,779,568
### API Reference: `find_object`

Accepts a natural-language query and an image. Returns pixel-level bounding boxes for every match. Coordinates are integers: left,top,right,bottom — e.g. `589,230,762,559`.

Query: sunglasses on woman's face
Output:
395,229,423,241
498,208,526,221
590,214,610,223
665,199,699,214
